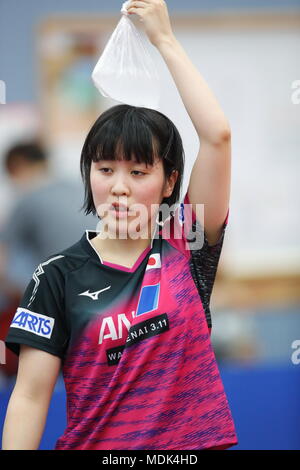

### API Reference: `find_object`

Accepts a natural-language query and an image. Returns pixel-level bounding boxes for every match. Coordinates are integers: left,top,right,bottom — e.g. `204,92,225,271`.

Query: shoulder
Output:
35,235,90,281
21,235,90,310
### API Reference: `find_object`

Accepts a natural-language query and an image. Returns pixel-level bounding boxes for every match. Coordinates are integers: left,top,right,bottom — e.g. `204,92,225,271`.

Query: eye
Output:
98,167,112,174
131,170,145,176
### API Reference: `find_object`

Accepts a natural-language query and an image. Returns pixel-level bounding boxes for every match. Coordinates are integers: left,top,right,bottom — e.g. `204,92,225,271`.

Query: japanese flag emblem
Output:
146,253,161,271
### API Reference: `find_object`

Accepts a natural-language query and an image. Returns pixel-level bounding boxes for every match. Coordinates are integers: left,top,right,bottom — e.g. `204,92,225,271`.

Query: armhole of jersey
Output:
160,191,198,257
160,191,229,255
184,191,230,249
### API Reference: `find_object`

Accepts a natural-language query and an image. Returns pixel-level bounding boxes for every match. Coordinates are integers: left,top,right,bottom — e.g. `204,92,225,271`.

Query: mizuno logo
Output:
79,285,111,300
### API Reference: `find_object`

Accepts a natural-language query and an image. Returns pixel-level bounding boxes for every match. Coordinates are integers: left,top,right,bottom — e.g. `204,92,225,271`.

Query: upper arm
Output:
187,134,231,246
14,345,61,401
5,258,69,359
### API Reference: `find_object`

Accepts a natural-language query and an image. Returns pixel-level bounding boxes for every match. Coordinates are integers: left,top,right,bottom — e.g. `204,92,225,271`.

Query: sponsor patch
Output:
146,253,161,271
106,313,169,366
126,313,169,347
136,283,160,316
106,344,125,366
10,308,55,339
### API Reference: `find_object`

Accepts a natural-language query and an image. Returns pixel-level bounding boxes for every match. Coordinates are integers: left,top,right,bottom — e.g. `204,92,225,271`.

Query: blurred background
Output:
0,0,300,450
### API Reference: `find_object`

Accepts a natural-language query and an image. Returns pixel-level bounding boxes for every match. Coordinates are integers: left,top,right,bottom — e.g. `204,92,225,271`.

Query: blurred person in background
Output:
0,141,97,377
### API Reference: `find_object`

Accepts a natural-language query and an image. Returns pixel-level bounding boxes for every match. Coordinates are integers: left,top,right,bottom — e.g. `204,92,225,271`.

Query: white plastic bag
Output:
92,1,160,109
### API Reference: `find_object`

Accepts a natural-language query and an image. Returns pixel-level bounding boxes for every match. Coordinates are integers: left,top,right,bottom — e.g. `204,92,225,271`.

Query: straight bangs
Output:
90,110,159,167
80,104,184,216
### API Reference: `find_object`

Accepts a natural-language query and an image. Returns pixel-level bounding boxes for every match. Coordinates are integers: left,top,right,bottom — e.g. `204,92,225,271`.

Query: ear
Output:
163,170,179,198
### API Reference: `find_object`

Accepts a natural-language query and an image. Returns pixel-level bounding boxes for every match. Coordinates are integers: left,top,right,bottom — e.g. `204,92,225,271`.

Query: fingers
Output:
127,1,148,8
127,2,148,18
131,0,165,3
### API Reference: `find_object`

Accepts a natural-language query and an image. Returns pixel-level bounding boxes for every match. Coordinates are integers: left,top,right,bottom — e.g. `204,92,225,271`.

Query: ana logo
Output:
146,254,161,271
11,308,54,339
79,285,111,300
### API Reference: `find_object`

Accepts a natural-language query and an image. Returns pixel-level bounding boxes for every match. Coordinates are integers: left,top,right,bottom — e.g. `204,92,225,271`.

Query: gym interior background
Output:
0,0,299,450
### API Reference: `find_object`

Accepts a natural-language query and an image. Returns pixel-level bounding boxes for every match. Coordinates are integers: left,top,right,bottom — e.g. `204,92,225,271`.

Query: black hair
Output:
4,142,47,173
80,104,185,217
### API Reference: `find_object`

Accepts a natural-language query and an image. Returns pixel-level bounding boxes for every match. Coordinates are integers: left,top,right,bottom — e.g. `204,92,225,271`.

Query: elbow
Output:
221,126,231,142
215,125,231,145
198,123,231,146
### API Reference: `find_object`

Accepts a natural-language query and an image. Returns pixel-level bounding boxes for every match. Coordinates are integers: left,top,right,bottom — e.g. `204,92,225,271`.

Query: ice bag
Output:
92,1,160,109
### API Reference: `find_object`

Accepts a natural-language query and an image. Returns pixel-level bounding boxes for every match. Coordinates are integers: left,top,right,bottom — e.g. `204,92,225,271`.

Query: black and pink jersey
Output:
5,192,238,450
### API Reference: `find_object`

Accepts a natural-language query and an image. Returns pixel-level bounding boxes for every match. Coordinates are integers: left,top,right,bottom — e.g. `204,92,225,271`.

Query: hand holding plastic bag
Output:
92,1,160,109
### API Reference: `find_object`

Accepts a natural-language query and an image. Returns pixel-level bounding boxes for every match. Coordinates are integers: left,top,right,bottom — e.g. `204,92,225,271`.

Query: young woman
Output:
2,0,237,450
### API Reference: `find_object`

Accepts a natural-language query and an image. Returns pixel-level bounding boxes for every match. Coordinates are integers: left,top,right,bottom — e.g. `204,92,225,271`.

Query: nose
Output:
111,172,130,197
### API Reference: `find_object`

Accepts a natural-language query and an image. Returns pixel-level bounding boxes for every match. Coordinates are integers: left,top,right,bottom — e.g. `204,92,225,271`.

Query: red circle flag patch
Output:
146,254,161,270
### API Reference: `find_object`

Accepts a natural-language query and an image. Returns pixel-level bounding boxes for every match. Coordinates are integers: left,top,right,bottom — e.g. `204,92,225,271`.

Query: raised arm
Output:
128,0,231,246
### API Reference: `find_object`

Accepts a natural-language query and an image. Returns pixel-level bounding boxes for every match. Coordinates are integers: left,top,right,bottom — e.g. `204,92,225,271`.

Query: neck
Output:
93,218,159,256
96,235,151,255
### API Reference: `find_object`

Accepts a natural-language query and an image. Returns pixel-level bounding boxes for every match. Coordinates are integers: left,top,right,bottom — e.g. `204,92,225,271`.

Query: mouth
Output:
111,203,128,212
109,203,132,219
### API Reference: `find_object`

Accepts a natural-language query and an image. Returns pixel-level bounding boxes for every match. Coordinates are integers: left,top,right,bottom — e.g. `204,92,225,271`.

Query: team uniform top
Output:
5,192,238,450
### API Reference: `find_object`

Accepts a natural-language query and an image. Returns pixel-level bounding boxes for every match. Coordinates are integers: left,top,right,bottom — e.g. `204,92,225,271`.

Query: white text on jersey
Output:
98,311,135,345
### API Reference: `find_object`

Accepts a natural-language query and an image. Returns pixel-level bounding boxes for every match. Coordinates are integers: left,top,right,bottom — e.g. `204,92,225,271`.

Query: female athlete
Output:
3,0,237,450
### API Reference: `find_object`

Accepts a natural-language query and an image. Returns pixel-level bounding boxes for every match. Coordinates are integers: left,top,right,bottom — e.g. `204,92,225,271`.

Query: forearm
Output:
156,35,230,143
2,391,49,450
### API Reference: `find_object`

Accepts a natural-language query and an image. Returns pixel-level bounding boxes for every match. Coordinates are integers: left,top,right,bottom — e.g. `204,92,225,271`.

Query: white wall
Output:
1,18,299,277
151,27,300,276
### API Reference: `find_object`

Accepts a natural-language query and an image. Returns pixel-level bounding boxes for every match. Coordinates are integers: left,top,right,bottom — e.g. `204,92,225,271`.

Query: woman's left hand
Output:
126,0,174,47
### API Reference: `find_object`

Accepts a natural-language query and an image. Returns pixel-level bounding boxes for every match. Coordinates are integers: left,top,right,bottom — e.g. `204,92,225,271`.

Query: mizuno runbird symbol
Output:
78,285,111,300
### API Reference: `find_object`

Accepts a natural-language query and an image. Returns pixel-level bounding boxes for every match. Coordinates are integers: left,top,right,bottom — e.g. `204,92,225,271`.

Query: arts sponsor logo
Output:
10,308,55,339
